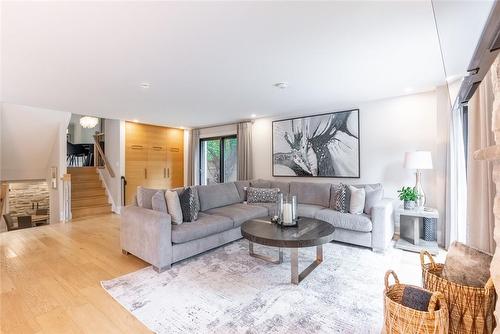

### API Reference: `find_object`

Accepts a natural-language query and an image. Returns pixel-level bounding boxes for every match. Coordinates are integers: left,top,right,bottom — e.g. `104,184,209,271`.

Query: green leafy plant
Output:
397,187,419,201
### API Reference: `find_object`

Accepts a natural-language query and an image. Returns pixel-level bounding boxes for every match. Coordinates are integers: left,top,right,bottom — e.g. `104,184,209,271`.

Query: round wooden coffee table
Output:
241,217,335,284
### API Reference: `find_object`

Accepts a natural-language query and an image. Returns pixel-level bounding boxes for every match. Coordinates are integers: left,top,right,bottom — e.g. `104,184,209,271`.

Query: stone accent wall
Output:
7,181,50,218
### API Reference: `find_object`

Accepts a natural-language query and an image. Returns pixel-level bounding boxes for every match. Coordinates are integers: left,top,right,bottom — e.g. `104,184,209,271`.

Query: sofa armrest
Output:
121,205,172,271
371,198,394,252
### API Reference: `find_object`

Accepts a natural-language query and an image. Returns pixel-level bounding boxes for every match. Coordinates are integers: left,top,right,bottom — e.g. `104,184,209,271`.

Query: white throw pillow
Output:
348,185,366,215
165,190,183,224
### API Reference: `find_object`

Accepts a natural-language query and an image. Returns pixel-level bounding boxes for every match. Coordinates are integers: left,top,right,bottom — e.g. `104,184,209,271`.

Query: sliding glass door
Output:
200,136,237,185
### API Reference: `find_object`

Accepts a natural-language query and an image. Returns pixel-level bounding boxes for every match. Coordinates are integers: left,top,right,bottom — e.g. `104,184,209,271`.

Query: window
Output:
200,136,237,185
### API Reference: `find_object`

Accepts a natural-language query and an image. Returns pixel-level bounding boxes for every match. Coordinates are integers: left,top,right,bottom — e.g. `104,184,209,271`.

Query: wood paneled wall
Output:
125,122,184,205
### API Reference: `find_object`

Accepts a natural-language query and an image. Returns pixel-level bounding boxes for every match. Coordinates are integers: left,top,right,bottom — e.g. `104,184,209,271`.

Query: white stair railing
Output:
61,173,72,222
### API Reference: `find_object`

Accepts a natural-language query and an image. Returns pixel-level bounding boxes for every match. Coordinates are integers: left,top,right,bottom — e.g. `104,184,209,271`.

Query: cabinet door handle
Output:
167,168,170,178
144,168,147,179
163,168,166,178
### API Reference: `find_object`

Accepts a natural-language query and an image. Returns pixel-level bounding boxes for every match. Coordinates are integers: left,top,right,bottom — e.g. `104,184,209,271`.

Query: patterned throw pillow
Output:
247,187,279,203
334,184,348,213
179,187,200,222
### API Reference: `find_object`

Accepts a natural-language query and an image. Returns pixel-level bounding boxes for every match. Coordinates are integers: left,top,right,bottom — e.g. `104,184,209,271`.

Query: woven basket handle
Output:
384,270,400,289
420,250,436,270
427,291,445,314
485,278,495,291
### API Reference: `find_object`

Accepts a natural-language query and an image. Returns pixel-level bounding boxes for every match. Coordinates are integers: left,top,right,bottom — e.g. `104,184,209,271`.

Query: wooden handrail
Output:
93,134,115,178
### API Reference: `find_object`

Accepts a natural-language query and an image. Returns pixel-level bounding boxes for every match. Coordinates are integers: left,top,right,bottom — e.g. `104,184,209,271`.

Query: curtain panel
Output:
188,129,200,186
237,122,253,180
467,60,498,253
445,103,468,248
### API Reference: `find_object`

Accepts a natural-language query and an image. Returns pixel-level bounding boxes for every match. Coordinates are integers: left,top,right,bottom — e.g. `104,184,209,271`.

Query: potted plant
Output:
397,187,419,210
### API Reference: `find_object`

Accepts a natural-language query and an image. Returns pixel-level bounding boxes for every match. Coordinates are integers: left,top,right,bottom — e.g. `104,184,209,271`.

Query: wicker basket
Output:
420,250,496,334
384,270,449,334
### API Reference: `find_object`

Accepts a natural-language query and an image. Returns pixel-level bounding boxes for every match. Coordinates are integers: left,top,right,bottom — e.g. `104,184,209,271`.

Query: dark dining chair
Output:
17,216,34,229
36,208,48,215
3,214,17,231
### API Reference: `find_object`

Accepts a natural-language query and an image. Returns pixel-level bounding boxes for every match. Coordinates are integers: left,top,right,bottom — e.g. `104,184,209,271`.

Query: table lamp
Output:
404,151,433,208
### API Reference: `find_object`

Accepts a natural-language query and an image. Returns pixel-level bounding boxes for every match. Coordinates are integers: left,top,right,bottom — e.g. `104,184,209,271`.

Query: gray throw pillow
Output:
151,190,167,213
364,186,383,215
247,187,279,203
136,186,161,209
178,187,200,222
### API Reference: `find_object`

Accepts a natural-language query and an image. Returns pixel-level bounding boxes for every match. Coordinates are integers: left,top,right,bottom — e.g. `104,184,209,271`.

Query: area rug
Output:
102,240,438,334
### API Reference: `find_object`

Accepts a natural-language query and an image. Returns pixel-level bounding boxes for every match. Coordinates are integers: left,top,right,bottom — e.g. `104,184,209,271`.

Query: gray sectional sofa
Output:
121,180,394,272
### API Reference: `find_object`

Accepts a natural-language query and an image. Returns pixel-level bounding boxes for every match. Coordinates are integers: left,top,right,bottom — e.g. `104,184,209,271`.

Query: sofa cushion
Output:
234,181,250,202
298,204,325,218
250,179,271,188
137,186,161,209
171,213,234,244
290,182,331,207
315,208,373,232
197,183,241,211
270,181,290,194
251,202,276,216
205,203,268,227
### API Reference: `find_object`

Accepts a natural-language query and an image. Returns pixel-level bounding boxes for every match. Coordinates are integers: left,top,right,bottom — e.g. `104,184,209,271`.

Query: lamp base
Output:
414,170,426,208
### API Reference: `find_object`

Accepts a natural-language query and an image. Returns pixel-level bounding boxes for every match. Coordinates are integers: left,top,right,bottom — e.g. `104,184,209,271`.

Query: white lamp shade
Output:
404,151,433,170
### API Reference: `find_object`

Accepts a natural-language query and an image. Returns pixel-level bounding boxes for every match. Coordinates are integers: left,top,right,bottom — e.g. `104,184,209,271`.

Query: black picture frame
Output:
272,109,360,178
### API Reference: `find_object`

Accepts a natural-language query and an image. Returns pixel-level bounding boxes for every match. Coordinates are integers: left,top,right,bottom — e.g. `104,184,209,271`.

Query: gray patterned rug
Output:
102,240,436,334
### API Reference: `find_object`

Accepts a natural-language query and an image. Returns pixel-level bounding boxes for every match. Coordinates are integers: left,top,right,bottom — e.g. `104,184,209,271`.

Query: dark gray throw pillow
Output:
247,187,279,203
401,286,432,312
179,187,200,222
333,184,348,213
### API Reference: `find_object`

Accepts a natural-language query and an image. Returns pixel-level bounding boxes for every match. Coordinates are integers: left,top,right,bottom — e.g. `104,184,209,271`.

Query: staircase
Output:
68,167,112,219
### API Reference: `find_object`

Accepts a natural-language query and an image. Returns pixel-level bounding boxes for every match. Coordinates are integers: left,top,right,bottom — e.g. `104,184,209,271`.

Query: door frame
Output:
199,135,237,185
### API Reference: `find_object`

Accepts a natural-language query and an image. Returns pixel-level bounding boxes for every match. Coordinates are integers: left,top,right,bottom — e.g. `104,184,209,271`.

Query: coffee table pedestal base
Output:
291,245,323,285
248,242,324,285
249,242,283,264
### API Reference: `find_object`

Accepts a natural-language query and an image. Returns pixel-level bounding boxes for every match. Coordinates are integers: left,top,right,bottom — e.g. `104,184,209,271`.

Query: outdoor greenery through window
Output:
200,136,237,185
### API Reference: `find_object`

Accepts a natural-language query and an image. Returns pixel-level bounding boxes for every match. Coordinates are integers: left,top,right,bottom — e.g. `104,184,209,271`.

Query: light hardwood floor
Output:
0,214,151,334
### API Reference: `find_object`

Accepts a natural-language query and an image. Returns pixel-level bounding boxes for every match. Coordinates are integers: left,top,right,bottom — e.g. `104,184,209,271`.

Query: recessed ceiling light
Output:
140,82,151,89
274,82,289,89
251,114,257,118
133,119,139,123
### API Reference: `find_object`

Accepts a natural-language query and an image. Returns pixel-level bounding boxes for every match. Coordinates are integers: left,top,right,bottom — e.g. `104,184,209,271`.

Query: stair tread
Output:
72,204,111,210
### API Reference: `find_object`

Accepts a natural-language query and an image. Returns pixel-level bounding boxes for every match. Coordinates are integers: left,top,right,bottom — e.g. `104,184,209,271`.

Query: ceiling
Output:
1,1,494,128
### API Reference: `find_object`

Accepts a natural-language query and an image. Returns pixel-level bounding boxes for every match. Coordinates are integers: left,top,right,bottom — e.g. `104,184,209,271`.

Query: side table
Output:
395,206,440,255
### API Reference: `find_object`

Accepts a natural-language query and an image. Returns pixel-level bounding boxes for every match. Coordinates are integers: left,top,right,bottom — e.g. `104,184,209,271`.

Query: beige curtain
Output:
237,122,253,180
187,129,200,186
467,60,498,253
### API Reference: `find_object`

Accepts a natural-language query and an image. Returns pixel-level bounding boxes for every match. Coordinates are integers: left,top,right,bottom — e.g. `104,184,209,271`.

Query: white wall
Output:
252,91,445,223
46,113,71,223
98,119,125,213
0,103,71,224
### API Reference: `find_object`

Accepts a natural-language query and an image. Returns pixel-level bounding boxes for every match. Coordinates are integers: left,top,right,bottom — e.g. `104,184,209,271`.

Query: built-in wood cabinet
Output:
125,122,184,205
